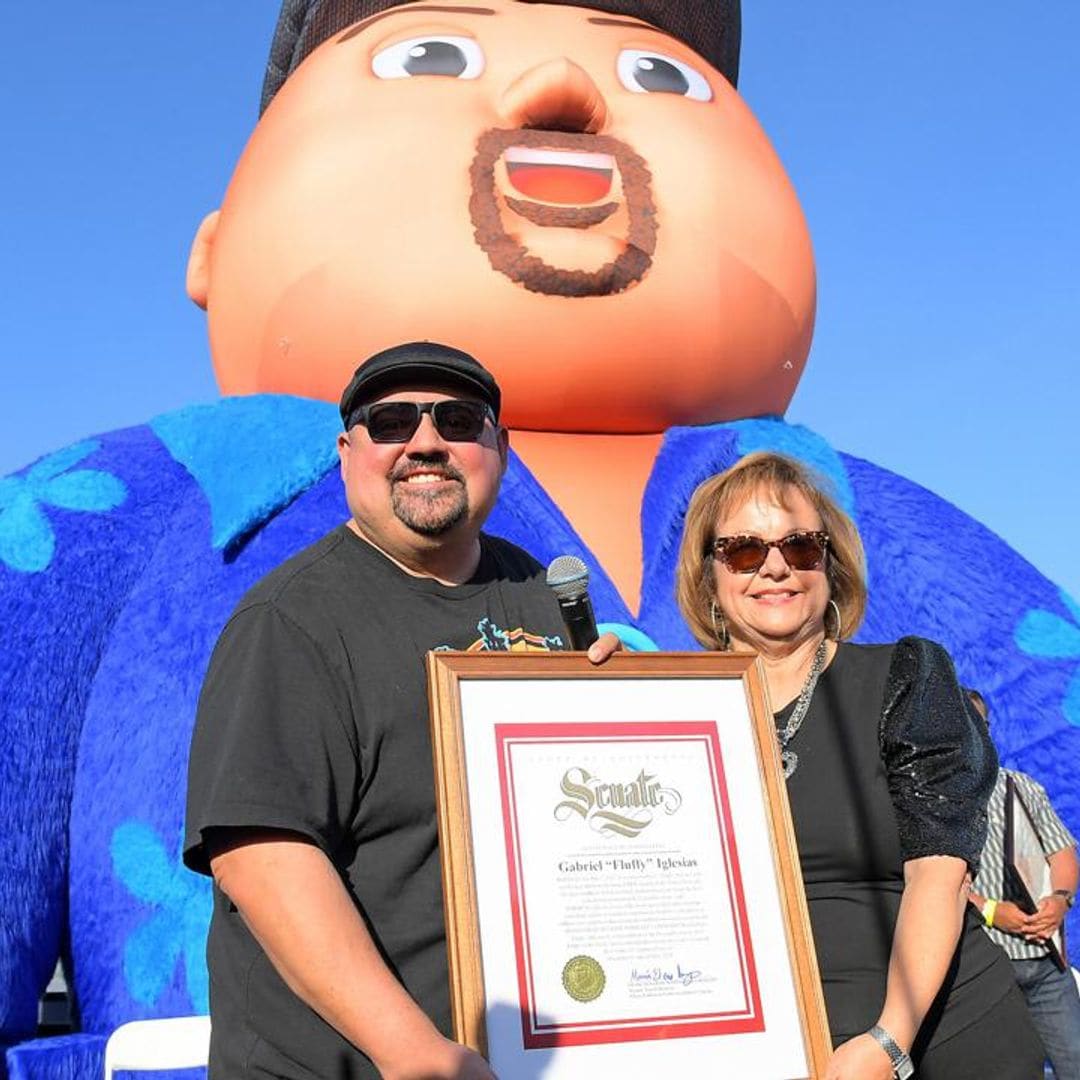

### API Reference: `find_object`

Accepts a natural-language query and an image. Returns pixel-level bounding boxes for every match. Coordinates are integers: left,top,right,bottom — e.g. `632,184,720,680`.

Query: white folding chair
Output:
103,1015,211,1078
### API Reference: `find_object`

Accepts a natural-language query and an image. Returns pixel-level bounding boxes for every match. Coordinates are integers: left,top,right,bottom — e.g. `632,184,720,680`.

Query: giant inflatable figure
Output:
2,2,1077,1075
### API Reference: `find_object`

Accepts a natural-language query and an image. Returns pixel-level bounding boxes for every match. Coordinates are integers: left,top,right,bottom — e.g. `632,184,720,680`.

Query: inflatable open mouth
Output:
504,146,615,205
470,127,656,296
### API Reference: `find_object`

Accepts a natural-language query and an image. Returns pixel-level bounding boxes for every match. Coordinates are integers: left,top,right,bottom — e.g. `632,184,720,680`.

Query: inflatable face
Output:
189,0,815,432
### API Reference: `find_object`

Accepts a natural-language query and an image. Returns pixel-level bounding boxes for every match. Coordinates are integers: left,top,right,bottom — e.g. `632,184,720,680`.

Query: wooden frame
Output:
427,651,832,1078
1004,773,1067,969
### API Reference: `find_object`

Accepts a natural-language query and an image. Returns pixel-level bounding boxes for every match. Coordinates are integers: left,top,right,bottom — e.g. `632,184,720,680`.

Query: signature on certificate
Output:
630,963,703,987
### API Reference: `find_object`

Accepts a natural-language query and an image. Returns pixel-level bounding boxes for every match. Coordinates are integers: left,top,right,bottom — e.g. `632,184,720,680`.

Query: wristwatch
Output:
868,1024,914,1080
1052,888,1075,908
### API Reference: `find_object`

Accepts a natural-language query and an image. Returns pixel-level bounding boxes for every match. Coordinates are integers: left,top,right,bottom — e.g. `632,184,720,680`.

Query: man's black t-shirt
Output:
183,525,566,1078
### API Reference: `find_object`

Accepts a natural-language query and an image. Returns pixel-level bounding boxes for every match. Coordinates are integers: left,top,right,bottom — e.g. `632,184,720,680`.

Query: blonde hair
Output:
676,452,867,649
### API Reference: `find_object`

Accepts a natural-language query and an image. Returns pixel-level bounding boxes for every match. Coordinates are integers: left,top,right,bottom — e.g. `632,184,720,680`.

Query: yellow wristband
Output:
983,898,998,927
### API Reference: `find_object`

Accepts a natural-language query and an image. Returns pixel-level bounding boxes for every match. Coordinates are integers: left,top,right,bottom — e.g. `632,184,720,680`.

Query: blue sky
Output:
2,3,1077,598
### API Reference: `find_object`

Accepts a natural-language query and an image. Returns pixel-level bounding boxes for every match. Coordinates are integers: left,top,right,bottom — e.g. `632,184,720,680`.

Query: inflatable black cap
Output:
262,0,741,113
340,342,502,427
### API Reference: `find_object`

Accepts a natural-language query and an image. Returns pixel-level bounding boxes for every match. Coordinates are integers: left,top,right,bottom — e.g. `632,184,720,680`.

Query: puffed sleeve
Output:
880,636,998,869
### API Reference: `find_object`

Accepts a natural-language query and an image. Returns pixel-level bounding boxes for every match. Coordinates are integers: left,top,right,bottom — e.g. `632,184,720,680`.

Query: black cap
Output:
262,0,740,114
339,342,502,427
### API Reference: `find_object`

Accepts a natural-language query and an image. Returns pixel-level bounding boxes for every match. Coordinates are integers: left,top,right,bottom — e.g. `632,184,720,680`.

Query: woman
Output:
676,452,1043,1079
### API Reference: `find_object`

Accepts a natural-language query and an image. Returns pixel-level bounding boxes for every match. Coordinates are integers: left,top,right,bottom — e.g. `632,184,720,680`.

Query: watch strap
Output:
1052,888,1075,908
868,1024,914,1080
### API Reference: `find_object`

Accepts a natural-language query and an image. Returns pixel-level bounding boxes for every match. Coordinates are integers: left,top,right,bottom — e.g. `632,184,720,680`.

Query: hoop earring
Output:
827,598,843,641
710,601,731,651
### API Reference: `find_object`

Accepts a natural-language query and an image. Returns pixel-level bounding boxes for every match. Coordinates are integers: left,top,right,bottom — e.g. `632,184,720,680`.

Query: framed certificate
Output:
1004,774,1067,969
426,651,831,1078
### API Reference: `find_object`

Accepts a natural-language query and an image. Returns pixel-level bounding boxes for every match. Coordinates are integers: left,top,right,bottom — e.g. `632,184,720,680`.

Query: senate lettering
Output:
559,767,669,814
554,766,682,838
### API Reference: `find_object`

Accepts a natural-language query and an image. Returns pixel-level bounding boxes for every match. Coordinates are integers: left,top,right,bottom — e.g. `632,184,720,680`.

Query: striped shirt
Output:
972,769,1076,959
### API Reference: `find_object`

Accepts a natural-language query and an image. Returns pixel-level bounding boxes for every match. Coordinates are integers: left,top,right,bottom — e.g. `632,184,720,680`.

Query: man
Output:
184,341,610,1079
966,689,1080,1079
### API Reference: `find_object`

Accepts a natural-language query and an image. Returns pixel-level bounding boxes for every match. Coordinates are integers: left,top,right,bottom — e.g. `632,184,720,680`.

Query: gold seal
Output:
562,955,605,1002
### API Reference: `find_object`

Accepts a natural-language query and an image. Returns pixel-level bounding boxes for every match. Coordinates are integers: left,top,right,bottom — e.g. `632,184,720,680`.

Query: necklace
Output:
776,639,829,779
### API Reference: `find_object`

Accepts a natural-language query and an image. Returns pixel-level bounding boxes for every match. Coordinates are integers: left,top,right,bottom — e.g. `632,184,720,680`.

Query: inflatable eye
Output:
616,50,712,101
372,36,485,79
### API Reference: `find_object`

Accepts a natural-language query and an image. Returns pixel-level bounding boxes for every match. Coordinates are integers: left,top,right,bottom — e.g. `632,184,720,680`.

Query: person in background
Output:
675,451,1044,1079
966,688,1080,1080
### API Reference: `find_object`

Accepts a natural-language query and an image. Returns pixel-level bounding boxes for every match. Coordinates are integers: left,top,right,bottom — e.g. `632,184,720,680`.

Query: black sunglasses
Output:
348,399,495,443
710,530,829,574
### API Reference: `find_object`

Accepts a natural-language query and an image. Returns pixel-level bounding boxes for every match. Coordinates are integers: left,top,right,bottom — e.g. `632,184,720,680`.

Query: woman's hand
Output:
825,1033,895,1080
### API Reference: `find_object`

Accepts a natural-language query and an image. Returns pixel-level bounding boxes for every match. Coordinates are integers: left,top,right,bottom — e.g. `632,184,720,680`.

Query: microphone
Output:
546,555,599,651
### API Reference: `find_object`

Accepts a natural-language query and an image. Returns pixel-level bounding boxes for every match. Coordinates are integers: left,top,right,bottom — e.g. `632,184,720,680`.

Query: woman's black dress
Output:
775,637,1043,1077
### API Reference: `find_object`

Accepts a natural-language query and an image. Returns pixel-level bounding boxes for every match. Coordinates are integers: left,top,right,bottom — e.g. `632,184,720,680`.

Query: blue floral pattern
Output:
0,441,126,573
1015,590,1080,727
110,821,212,1012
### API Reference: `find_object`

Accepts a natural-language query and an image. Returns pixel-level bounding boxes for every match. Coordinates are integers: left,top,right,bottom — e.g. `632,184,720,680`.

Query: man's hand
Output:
587,631,622,664
824,1033,894,1080
990,899,1030,934
1024,894,1068,941
378,1031,495,1080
